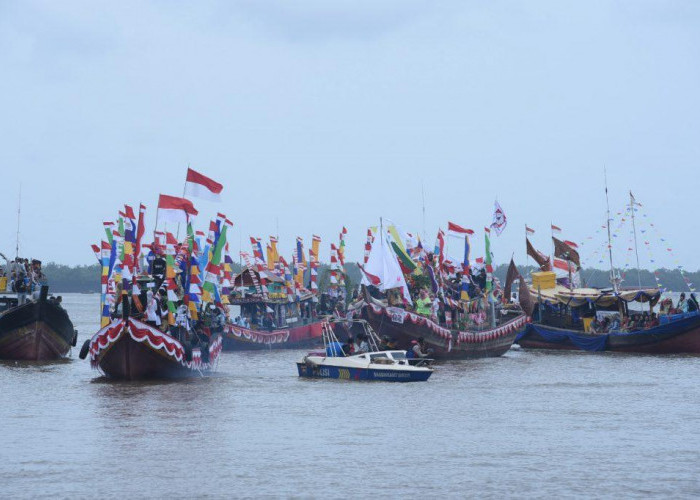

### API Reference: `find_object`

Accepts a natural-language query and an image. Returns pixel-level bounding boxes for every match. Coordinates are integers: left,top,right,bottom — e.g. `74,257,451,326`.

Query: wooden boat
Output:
86,316,222,380
224,267,324,351
222,321,323,350
516,285,700,354
517,191,700,354
361,300,528,360
517,314,700,353
0,286,77,360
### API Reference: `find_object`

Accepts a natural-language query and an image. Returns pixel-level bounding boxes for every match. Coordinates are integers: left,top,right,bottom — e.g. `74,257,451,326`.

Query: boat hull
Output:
362,303,526,360
296,362,432,382
222,321,323,351
89,319,222,380
517,313,700,354
0,299,76,361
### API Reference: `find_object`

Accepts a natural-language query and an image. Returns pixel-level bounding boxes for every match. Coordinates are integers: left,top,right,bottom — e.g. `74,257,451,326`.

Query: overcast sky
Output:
1,0,698,273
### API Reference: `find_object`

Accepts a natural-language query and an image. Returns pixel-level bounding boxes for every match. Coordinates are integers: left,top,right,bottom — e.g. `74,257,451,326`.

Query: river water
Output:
1,293,699,499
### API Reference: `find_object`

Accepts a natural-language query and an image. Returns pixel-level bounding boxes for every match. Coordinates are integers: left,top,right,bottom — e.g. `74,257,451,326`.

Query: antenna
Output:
604,166,618,292
15,184,21,260
421,181,426,243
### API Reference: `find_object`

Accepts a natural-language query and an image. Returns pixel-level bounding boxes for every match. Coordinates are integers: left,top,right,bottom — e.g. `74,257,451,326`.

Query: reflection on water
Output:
1,294,699,498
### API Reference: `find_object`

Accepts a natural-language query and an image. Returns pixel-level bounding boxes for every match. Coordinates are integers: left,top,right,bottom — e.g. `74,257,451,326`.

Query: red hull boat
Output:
222,321,324,350
0,288,77,361
362,302,528,360
88,318,223,380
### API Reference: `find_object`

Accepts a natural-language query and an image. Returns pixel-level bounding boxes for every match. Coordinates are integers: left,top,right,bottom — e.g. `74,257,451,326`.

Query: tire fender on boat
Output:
78,339,90,360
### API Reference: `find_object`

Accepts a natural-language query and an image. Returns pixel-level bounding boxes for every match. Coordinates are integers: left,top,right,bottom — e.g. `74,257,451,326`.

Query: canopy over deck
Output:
530,284,661,308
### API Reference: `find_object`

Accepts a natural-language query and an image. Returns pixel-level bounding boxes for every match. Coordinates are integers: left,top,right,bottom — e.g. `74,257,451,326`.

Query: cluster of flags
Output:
360,201,508,309
95,167,233,327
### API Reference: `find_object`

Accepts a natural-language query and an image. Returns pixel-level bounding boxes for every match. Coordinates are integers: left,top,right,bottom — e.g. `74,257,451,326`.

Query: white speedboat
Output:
296,321,433,382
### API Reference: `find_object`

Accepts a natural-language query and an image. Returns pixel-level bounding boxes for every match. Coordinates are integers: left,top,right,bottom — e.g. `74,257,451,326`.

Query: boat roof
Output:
530,284,661,308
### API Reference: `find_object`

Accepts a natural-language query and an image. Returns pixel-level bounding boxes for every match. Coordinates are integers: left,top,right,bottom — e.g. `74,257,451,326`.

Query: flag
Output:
338,227,347,266
551,224,562,234
134,204,146,270
386,224,416,273
434,229,445,268
490,201,507,235
448,222,474,235
526,225,535,234
184,167,223,202
484,228,493,291
526,238,552,271
157,194,198,225
630,191,642,207
503,258,519,304
363,228,374,264
553,237,581,268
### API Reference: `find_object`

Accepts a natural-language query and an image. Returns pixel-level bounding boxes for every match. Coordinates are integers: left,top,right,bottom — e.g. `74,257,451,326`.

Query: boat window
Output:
390,351,406,360
369,353,389,360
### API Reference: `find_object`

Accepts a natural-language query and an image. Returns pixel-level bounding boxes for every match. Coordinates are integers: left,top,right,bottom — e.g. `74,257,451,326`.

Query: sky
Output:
0,0,698,272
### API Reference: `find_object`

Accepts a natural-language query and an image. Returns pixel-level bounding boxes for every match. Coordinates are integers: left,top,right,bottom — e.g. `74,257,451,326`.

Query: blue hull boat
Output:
296,360,432,382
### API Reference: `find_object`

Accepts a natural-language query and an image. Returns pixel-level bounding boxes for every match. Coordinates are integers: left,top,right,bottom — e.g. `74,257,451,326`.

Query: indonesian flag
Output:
526,225,535,234
551,224,562,234
184,168,223,202
448,222,474,235
157,194,198,225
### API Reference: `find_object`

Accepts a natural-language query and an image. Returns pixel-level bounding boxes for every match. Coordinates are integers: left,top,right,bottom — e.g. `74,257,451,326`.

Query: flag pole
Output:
629,191,642,289
177,164,189,240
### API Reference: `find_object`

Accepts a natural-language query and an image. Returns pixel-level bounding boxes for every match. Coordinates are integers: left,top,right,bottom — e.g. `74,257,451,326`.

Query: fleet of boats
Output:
1,169,698,382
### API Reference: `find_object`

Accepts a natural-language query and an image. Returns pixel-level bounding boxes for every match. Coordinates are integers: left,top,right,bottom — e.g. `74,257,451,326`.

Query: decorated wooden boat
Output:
361,301,528,360
516,193,700,354
516,278,700,354
86,317,222,380
517,313,700,354
0,286,77,361
224,266,325,351
222,320,323,350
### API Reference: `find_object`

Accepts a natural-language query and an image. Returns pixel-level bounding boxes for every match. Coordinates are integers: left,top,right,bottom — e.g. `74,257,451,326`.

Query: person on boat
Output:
262,311,276,331
342,337,355,356
687,293,699,313
144,290,162,326
676,293,687,314
353,334,369,354
608,315,621,332
379,336,398,351
589,317,601,334
648,312,660,328
416,289,431,316
409,337,432,359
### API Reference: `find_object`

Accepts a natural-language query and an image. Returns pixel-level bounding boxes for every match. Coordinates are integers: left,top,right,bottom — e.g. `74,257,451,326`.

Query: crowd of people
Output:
0,257,47,305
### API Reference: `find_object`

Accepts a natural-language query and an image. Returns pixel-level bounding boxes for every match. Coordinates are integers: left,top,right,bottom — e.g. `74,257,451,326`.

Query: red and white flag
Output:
184,168,223,202
448,221,474,235
157,194,198,225
526,225,535,234
551,224,562,234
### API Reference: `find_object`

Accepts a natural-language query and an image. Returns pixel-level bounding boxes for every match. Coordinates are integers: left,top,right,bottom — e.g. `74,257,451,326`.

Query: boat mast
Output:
629,191,642,289
15,184,21,260
421,182,426,243
604,167,618,293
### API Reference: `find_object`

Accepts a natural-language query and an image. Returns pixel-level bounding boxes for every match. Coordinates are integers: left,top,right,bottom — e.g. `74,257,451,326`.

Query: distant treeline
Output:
42,261,696,294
